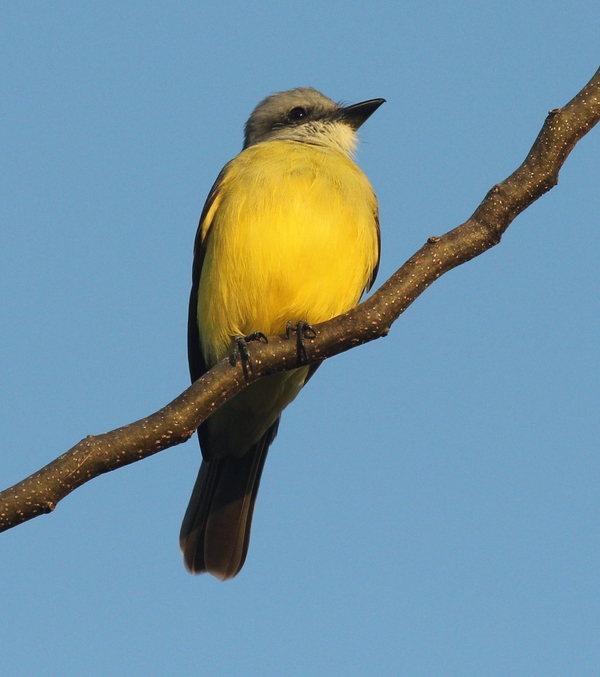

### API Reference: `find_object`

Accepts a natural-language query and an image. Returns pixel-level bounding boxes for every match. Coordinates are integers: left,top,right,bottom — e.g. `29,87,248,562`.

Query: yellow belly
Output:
197,139,379,457
198,139,379,366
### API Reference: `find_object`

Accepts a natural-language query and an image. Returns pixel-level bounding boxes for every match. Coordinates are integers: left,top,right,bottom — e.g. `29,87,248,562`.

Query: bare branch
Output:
1,66,599,534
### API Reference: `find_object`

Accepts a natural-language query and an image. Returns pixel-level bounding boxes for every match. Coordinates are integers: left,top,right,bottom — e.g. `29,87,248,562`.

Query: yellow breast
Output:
197,139,379,366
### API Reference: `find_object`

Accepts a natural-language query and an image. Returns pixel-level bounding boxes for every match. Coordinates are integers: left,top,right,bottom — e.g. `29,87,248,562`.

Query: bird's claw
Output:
230,332,269,376
286,320,316,363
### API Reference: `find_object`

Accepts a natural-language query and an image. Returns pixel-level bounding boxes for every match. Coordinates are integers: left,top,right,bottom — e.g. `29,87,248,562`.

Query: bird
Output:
180,87,384,580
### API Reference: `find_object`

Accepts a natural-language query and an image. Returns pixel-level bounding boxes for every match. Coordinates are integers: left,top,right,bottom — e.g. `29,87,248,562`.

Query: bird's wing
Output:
366,209,381,292
183,162,280,579
187,163,232,383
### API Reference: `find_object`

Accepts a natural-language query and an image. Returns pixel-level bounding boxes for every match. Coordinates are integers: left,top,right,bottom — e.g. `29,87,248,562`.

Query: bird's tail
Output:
179,423,278,580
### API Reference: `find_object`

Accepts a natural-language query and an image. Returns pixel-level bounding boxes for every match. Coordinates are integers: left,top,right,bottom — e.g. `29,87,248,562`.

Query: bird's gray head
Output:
243,87,385,156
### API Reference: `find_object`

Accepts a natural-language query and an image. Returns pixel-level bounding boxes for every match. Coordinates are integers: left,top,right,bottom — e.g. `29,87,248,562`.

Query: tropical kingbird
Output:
180,87,384,579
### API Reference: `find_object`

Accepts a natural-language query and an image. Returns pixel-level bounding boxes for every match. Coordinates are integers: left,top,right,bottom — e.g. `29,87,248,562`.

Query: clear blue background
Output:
1,2,599,676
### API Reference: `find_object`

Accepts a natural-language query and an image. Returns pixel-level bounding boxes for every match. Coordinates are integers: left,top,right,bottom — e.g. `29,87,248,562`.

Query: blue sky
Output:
1,2,599,676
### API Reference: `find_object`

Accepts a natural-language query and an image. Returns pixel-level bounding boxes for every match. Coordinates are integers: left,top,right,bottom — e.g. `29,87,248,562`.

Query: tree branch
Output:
2,66,599,534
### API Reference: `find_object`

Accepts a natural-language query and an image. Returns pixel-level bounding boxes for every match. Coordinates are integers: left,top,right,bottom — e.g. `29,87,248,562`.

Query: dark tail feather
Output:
179,423,277,580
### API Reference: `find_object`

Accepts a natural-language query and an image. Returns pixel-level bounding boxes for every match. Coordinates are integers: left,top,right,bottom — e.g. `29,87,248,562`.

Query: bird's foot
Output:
286,320,317,363
230,332,269,376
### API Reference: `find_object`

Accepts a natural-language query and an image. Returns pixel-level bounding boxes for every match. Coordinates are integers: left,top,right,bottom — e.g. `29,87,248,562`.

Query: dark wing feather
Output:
366,210,381,292
182,161,280,579
187,164,232,384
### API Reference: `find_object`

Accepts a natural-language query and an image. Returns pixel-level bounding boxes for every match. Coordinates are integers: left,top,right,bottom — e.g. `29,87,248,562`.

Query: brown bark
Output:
1,66,599,534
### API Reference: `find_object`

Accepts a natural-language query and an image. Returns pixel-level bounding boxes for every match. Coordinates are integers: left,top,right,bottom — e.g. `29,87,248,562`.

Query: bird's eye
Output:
287,106,307,122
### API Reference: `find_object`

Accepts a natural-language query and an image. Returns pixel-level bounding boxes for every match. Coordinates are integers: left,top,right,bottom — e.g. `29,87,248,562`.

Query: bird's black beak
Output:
334,98,386,130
